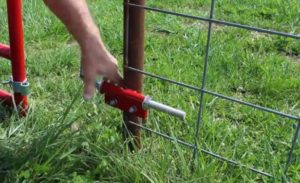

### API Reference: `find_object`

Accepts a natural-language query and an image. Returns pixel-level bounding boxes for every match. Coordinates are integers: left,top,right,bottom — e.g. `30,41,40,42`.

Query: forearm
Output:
44,0,122,99
43,0,103,50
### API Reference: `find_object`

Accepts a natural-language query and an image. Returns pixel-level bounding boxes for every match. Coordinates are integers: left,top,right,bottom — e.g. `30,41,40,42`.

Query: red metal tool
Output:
0,0,29,114
100,81,149,119
81,70,185,120
97,80,186,120
0,43,10,60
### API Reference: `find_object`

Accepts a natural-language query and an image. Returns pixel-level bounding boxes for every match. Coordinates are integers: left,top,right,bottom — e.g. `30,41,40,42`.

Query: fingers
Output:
82,63,123,101
105,65,124,87
81,50,124,101
82,61,97,101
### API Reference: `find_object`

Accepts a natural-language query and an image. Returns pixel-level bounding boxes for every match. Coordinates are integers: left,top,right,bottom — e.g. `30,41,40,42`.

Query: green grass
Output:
1,0,300,182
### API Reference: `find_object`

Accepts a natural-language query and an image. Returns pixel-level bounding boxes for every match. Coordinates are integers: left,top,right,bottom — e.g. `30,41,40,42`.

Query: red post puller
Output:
0,0,29,114
97,80,186,120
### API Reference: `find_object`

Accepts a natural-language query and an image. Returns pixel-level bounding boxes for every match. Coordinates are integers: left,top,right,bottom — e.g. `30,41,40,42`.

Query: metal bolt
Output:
95,80,103,90
109,99,118,106
128,106,137,113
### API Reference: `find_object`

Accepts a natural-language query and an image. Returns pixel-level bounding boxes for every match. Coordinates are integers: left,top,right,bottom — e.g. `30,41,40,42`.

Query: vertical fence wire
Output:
284,121,300,174
192,0,216,162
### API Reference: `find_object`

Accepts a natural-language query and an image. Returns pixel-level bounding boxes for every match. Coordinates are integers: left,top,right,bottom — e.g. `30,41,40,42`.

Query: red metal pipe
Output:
0,89,13,106
6,0,28,112
0,43,10,60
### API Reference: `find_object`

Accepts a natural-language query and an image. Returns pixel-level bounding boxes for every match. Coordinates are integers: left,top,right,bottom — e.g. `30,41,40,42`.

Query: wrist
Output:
80,34,110,59
79,30,103,52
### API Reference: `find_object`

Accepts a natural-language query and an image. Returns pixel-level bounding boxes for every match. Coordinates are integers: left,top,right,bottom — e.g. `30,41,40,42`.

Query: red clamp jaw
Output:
99,81,149,119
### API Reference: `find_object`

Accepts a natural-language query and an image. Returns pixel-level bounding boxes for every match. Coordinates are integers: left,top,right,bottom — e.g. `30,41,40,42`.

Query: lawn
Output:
0,0,300,182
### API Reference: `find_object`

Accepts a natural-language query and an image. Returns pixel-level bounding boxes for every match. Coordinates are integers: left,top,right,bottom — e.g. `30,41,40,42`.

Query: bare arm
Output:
43,0,122,100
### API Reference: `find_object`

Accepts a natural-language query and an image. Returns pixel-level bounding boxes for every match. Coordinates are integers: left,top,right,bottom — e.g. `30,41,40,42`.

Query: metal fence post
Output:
123,0,146,150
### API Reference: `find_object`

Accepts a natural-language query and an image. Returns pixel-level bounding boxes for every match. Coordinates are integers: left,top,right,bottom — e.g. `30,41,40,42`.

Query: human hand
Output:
81,38,123,100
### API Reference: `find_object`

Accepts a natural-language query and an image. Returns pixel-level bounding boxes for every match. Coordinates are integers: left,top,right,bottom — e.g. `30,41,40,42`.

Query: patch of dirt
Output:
183,20,225,32
184,21,207,30
151,28,175,36
286,55,300,65
289,55,300,65
250,31,270,40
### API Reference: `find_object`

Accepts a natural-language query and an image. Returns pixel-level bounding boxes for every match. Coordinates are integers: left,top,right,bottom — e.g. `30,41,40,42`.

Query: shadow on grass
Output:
0,104,12,124
0,104,13,181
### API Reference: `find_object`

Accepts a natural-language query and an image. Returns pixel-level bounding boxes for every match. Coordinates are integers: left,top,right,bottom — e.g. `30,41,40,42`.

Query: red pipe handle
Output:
6,0,28,112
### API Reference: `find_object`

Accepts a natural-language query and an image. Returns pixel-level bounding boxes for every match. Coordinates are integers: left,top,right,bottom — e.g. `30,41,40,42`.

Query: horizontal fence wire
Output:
127,3,300,40
128,121,273,177
127,121,196,149
126,66,300,121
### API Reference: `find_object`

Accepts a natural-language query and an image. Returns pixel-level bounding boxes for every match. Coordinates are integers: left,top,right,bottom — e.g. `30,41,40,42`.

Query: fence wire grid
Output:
124,0,300,180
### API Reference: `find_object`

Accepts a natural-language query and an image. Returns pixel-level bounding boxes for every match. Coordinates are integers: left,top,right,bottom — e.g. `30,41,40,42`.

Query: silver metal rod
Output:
143,97,186,120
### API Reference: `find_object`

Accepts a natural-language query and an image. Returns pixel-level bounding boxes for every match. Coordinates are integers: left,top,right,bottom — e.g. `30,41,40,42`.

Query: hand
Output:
81,36,123,100
43,0,123,100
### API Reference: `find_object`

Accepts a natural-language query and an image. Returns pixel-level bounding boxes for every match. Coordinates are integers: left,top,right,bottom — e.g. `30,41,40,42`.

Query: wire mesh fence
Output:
124,0,300,180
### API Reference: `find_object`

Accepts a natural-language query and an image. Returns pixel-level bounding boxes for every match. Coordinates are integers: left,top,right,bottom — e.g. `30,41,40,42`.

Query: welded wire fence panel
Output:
124,0,300,180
